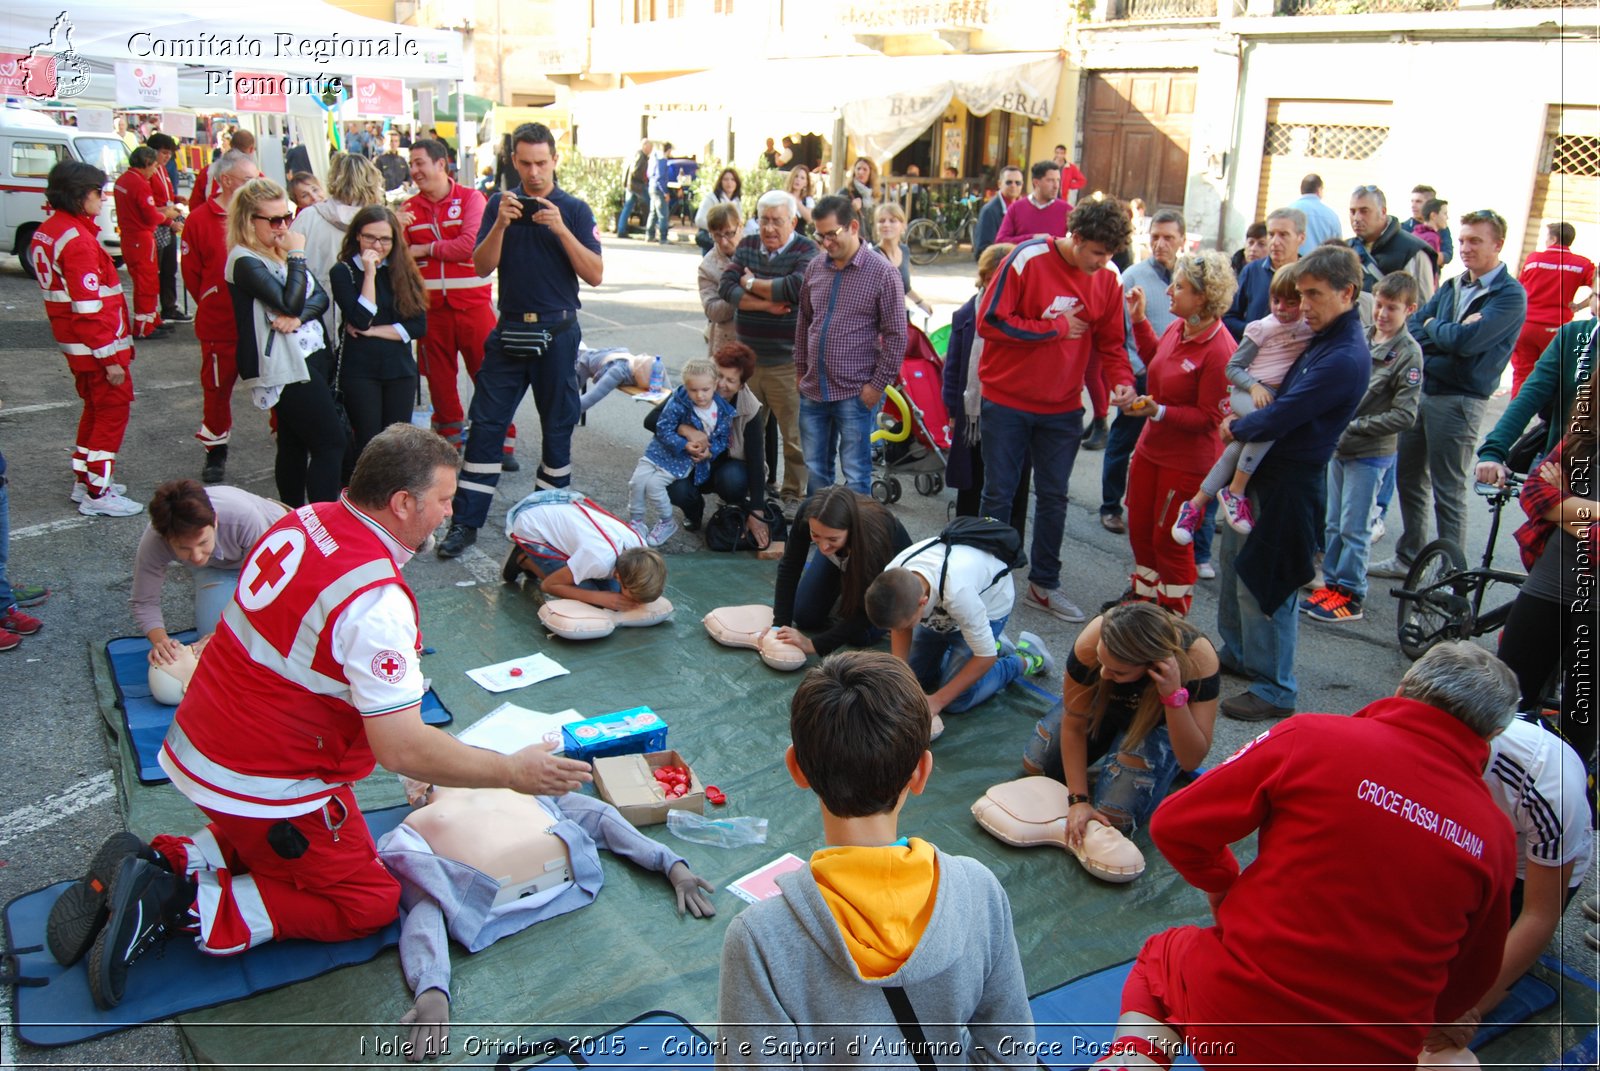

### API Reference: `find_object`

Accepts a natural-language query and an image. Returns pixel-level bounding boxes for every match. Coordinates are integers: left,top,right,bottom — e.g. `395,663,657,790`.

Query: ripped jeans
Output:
1021,704,1182,834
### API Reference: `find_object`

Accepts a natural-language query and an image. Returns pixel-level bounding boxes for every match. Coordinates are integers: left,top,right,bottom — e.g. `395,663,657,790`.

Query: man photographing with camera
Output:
438,122,605,559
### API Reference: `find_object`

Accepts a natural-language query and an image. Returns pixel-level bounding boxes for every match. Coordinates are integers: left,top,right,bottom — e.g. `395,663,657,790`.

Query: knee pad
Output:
702,605,806,672
971,776,1145,883
538,597,674,640
148,643,201,706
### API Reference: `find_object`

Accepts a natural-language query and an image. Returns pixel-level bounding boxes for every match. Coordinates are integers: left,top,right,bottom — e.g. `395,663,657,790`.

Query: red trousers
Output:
422,302,514,453
1509,321,1560,398
72,365,133,495
151,784,399,955
1126,450,1201,616
1083,348,1110,420
196,339,238,447
123,231,161,338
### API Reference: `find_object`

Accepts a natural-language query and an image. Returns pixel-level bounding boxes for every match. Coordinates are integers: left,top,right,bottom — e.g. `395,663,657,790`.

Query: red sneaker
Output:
0,608,43,636
0,627,20,651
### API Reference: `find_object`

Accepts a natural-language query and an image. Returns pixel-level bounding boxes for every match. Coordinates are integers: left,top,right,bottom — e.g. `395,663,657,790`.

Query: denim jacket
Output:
644,384,735,483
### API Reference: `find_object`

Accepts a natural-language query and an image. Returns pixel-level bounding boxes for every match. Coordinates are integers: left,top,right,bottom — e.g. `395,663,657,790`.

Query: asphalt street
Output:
0,229,1592,1067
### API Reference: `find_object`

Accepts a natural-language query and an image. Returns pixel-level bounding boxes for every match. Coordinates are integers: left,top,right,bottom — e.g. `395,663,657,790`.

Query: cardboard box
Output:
592,749,704,826
561,706,668,762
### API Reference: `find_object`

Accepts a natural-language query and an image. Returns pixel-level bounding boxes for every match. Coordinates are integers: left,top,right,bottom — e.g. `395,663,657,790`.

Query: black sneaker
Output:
87,857,190,1009
201,445,227,485
501,544,527,583
162,309,192,323
436,523,477,559
46,832,154,966
500,454,521,473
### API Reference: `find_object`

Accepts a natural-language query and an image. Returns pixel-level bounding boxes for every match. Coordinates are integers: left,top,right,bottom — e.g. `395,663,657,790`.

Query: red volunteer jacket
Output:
1147,698,1514,1067
179,197,235,342
113,169,165,237
976,237,1133,414
405,181,493,311
161,499,421,817
30,210,133,372
1518,245,1596,327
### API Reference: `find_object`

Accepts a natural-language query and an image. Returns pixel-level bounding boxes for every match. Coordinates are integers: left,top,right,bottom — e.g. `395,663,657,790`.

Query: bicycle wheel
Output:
907,219,942,265
1395,539,1472,659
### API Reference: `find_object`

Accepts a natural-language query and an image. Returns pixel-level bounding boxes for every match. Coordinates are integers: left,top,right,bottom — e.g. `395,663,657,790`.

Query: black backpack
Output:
910,516,1027,601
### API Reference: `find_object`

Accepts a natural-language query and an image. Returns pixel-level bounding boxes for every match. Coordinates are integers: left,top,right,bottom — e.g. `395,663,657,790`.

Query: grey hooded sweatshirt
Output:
716,847,1033,1067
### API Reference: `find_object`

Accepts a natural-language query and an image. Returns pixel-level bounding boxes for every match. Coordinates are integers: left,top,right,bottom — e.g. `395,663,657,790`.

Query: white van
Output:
1,104,128,276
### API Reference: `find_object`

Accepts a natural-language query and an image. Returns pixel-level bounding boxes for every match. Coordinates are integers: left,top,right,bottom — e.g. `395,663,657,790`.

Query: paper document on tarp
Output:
728,853,806,904
465,653,569,693
460,703,584,754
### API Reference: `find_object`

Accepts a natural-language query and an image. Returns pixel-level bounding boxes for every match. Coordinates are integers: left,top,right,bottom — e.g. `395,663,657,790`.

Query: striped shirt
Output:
719,232,820,365
794,243,907,402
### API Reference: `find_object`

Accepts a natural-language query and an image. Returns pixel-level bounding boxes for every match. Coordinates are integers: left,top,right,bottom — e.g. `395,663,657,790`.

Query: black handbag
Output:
329,319,357,453
704,501,788,552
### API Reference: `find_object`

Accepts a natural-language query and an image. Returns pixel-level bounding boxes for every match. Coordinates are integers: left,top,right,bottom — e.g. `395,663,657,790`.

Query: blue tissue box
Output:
561,706,668,762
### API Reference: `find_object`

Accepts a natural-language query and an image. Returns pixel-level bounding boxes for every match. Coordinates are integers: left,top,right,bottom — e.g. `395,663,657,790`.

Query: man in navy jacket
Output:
1372,210,1527,578
1222,207,1304,340
1217,244,1367,722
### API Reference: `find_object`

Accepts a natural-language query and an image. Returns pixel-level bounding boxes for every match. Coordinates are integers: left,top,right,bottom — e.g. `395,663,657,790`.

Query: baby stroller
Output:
871,320,952,504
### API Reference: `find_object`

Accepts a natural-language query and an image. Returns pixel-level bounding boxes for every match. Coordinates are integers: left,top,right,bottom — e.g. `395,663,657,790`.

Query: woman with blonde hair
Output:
329,205,429,463
1021,601,1220,844
837,157,878,240
226,177,344,505
1120,248,1238,616
872,202,933,316
289,152,386,314
785,166,815,232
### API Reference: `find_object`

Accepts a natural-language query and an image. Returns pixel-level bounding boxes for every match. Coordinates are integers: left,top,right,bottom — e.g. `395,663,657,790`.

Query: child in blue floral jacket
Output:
628,357,735,546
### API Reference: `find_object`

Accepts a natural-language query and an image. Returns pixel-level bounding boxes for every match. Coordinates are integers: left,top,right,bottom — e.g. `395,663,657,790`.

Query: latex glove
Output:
398,987,449,1063
668,861,716,918
251,384,282,410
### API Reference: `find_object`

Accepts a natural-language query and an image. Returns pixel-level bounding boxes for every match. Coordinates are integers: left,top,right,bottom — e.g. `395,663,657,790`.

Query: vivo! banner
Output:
235,72,288,114
114,61,178,109
353,77,406,117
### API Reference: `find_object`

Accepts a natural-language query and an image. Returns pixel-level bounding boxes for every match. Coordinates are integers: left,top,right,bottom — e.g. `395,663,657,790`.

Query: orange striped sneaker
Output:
1306,586,1364,623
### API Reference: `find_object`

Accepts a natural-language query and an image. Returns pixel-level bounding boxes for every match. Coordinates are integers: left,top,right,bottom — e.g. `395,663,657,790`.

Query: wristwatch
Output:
1160,687,1190,708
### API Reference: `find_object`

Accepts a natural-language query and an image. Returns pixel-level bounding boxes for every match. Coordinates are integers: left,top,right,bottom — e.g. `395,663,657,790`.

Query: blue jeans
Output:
646,190,670,243
1376,458,1397,514
907,614,1023,714
191,566,240,636
617,191,643,237
800,394,879,496
1022,705,1182,833
580,358,634,413
0,478,12,613
1192,497,1218,567
979,400,1083,591
794,549,842,629
1098,396,1145,517
1323,455,1394,599
667,454,749,527
1216,523,1299,708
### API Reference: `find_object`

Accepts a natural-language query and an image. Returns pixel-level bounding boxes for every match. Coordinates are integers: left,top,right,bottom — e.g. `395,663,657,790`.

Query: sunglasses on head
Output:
253,213,293,228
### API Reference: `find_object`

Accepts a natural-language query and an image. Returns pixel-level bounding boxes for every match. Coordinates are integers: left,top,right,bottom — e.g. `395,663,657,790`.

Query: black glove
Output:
668,861,716,918
398,987,450,1063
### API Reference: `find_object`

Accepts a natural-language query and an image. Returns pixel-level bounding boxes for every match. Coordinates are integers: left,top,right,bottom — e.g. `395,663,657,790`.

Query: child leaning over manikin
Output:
377,782,715,1062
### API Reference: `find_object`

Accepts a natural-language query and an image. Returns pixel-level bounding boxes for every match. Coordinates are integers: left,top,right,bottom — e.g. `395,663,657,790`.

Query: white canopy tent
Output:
605,50,1064,164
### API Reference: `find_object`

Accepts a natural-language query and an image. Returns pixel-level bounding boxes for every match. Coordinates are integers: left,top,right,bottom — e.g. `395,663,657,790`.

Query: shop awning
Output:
616,50,1064,161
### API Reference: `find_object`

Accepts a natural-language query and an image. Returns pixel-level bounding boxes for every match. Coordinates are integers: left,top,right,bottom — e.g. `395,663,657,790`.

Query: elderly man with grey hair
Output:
1093,640,1517,1071
1222,206,1305,339
719,189,819,512
180,148,261,483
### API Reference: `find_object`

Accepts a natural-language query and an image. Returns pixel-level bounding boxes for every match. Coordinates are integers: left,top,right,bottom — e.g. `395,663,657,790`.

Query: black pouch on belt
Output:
500,324,554,361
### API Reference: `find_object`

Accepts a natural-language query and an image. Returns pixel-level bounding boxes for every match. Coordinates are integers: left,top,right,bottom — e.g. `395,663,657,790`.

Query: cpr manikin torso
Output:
401,788,573,907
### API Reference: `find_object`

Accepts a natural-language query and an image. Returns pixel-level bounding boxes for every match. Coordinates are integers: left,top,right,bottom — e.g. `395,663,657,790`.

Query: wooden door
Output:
1081,70,1196,213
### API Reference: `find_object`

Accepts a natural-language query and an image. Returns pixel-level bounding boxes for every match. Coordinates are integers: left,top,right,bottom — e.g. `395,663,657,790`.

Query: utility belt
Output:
499,309,577,361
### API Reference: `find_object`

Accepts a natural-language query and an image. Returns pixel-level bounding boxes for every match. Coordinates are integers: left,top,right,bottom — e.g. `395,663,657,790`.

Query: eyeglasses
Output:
816,225,848,243
359,234,395,246
1002,179,1023,186
757,217,788,230
252,214,293,229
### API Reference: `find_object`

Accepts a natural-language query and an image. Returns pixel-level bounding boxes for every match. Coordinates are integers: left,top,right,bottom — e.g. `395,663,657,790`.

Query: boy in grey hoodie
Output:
717,651,1033,1067
1306,270,1423,623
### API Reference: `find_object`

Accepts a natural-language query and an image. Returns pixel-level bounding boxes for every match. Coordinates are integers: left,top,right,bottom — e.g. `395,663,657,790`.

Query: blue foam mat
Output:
1472,973,1557,1049
1029,960,1197,1070
525,1012,715,1068
105,633,452,784
4,805,410,1047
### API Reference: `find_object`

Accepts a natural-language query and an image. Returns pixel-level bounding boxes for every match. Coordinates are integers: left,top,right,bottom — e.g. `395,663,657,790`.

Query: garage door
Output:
1255,99,1391,226
1522,104,1600,272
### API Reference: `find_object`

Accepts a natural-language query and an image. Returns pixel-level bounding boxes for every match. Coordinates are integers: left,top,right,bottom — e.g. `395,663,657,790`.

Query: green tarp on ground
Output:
86,555,1595,1068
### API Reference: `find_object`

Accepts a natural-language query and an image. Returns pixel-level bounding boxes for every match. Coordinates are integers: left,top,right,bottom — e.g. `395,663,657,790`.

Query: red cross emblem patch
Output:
371,650,408,683
447,203,461,219
238,529,306,611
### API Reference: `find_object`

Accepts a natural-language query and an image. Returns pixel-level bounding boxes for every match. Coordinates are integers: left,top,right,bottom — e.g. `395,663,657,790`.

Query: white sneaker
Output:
71,481,126,503
1024,584,1087,623
1369,515,1386,542
1016,631,1056,678
78,491,144,517
1196,561,1216,580
646,518,678,547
